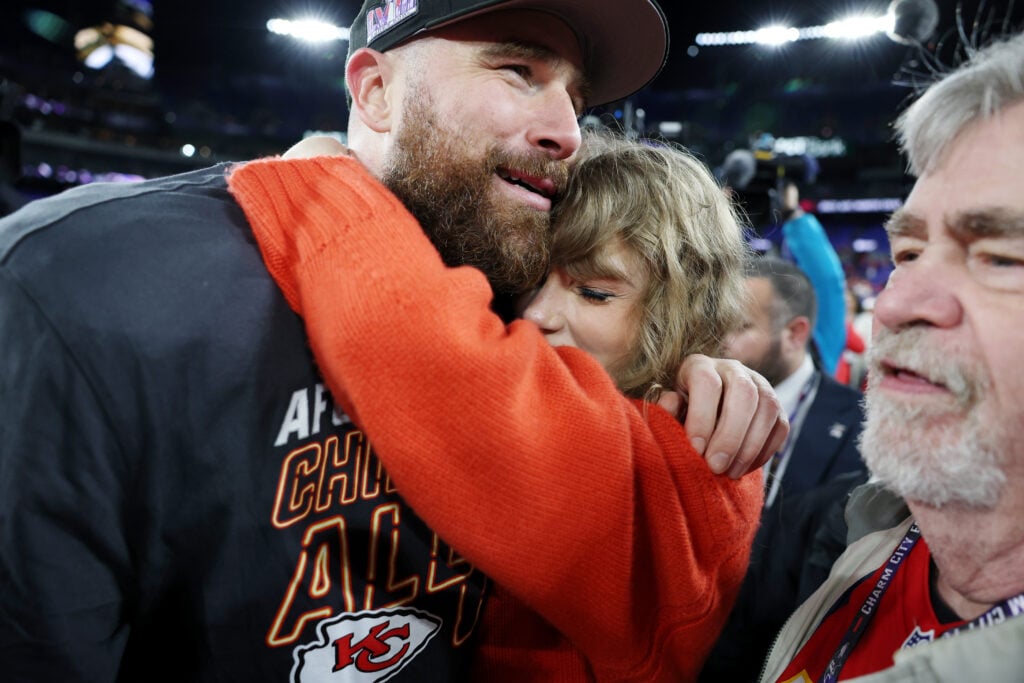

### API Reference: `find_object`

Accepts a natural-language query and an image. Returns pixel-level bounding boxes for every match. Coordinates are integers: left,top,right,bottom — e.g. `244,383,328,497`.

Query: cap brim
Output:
420,0,670,107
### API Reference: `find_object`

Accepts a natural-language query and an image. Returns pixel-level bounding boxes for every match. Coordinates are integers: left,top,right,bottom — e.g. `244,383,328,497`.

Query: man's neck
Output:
911,495,1024,620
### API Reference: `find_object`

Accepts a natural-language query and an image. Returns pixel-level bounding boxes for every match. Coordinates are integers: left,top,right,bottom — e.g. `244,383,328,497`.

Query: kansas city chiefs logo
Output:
291,607,442,682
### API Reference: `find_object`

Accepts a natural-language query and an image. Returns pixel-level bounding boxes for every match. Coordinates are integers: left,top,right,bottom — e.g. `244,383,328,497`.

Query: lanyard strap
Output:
937,590,1024,639
818,522,1024,683
818,523,921,683
765,372,818,501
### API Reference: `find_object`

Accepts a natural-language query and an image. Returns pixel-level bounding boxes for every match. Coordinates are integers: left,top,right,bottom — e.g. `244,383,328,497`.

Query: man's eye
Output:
502,64,531,78
892,249,919,265
981,253,1024,268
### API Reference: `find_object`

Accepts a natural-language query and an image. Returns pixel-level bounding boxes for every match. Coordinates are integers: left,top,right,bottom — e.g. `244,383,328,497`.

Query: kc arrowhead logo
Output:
291,607,442,682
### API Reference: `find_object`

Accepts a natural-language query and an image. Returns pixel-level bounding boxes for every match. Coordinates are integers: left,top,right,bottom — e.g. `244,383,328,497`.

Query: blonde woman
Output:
522,132,749,398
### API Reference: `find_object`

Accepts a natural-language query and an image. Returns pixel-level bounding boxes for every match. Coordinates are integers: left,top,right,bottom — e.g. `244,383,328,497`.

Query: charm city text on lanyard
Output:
818,522,1024,682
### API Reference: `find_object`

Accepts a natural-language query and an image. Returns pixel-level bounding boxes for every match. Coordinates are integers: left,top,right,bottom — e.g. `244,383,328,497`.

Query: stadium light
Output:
266,18,349,43
823,15,891,40
696,12,894,47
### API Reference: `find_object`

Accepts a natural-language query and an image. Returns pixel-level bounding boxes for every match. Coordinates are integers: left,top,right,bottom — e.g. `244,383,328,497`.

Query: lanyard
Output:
818,522,1024,683
765,372,818,505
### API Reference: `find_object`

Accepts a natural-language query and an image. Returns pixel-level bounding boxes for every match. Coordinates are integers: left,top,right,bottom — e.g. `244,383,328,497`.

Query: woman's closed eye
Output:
577,286,615,303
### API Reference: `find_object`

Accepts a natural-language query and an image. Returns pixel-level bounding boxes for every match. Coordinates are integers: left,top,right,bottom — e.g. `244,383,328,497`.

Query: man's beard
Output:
380,88,567,296
751,334,788,388
859,327,1007,509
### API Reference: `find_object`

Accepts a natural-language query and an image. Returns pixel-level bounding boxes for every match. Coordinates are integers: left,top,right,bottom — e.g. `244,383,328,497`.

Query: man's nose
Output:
526,88,582,161
873,252,964,333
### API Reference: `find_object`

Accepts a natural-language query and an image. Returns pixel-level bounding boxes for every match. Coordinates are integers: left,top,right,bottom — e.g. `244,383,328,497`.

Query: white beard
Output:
859,327,1007,509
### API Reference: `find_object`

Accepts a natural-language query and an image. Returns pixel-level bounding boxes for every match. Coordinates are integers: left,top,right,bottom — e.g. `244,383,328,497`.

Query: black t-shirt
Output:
0,165,486,681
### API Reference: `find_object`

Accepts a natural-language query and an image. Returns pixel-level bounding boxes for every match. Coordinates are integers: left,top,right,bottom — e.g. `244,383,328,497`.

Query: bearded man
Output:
761,32,1024,683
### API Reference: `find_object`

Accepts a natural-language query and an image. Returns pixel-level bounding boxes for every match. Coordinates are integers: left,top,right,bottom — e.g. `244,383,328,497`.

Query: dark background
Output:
1,0,1022,289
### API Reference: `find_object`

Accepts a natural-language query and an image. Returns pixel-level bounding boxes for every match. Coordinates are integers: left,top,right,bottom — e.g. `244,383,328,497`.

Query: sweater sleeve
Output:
228,156,763,681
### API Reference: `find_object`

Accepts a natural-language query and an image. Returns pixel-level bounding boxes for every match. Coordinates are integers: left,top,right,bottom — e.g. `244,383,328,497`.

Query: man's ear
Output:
347,47,394,133
785,315,813,352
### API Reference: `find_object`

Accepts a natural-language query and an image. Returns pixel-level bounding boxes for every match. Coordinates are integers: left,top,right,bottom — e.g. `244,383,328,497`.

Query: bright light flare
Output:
83,43,114,69
755,25,800,46
696,13,890,47
266,18,349,43
823,15,890,40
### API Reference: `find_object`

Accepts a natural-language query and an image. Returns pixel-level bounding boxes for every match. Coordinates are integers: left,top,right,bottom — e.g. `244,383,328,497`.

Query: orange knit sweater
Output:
228,155,763,682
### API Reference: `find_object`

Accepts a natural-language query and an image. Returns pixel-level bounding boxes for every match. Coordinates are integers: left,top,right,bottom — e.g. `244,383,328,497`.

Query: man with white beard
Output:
760,32,1024,683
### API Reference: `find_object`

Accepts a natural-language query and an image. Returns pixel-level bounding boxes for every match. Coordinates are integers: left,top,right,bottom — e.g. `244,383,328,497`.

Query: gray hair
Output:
897,33,1024,176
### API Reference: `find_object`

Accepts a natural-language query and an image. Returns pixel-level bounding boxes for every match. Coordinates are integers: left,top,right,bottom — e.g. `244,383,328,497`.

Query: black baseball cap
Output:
346,0,669,106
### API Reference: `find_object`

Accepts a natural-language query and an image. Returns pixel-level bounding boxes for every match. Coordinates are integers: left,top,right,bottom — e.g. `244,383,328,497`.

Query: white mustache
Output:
866,327,986,409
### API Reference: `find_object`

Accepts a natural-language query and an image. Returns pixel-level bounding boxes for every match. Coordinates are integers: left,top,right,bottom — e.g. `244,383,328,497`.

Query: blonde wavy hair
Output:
550,129,749,398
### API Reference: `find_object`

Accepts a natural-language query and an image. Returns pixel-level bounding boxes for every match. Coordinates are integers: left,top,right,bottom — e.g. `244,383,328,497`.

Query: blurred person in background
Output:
724,256,864,508
717,149,847,377
778,181,848,376
837,283,870,389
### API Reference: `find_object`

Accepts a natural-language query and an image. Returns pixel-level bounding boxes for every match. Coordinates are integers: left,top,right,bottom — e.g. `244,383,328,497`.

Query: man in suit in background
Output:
725,256,864,507
700,256,867,681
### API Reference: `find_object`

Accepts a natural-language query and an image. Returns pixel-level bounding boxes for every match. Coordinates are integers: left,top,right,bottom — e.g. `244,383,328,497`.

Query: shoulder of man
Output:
0,163,263,317
0,164,234,263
